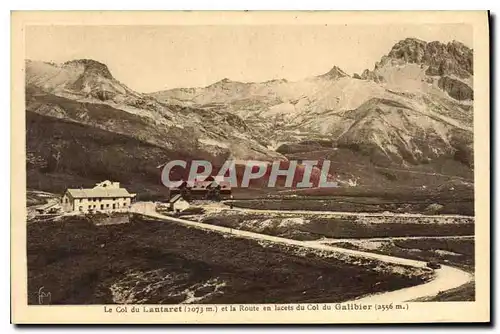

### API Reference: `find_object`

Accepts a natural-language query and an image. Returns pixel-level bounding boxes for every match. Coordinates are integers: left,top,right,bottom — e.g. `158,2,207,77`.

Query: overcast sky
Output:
25,24,472,92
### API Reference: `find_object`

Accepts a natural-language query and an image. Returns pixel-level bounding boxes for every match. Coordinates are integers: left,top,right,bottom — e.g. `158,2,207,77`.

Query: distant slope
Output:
26,111,171,197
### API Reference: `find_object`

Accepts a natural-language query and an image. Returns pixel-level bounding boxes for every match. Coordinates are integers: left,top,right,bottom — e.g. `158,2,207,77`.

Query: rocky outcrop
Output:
64,59,114,80
360,69,385,83
358,38,473,85
387,38,473,78
387,38,428,64
438,76,473,101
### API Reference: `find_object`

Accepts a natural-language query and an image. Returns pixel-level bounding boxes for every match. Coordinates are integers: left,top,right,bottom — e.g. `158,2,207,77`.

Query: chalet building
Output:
168,194,190,212
61,180,136,213
169,176,231,201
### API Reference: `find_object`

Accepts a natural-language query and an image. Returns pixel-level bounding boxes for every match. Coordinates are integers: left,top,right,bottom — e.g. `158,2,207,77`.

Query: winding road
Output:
131,202,473,303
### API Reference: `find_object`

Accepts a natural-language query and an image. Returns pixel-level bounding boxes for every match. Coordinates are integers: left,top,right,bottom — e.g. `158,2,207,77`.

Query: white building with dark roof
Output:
61,180,136,213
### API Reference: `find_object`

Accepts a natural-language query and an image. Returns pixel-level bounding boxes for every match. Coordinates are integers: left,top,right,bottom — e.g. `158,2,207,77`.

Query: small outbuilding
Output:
168,194,190,213
169,175,232,201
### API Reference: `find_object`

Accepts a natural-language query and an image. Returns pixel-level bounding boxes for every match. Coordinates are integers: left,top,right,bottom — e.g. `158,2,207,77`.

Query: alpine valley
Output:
26,38,474,202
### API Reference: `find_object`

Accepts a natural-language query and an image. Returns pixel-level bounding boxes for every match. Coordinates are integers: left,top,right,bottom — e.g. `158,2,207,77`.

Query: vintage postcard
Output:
11,11,490,324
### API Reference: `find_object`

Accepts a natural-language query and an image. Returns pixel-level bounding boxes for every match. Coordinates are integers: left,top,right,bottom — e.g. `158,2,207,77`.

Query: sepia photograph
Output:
10,10,490,324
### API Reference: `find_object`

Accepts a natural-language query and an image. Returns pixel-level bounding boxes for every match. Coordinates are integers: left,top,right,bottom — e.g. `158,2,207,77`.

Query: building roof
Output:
66,187,135,199
37,202,60,211
168,194,183,203
170,179,231,190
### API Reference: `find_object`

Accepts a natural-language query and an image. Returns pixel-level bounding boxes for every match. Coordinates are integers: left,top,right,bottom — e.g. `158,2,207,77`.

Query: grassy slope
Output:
26,111,174,200
417,282,475,301
227,196,474,216
201,213,474,241
282,145,473,189
333,239,474,271
200,213,475,301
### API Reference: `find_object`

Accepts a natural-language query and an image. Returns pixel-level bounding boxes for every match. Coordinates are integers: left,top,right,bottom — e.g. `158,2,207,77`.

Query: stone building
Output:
61,180,136,213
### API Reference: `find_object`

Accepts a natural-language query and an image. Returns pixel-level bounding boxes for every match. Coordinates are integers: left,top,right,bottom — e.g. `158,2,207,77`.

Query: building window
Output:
106,204,110,208
100,204,104,210
79,206,83,211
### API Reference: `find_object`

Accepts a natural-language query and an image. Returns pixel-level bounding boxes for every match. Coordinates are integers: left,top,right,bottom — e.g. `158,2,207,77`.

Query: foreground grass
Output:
415,282,475,302
27,215,430,305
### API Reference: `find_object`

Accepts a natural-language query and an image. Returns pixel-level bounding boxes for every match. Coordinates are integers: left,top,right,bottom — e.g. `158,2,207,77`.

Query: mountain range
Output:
25,37,474,197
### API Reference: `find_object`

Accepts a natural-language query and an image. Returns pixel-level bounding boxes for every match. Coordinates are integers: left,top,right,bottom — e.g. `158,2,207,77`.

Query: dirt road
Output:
352,265,471,303
131,202,472,303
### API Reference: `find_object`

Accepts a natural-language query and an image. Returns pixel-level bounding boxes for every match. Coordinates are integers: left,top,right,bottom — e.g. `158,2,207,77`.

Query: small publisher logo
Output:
37,286,51,305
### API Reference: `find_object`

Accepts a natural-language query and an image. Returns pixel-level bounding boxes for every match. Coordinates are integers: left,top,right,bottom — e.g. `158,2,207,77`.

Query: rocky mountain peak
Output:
63,59,114,80
208,77,235,87
386,38,473,78
264,78,289,84
318,65,349,80
387,38,428,63
215,77,233,84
